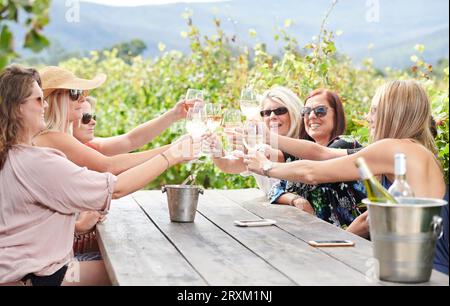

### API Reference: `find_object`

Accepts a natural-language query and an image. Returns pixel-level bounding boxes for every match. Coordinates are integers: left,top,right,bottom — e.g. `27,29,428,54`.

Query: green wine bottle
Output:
355,157,398,204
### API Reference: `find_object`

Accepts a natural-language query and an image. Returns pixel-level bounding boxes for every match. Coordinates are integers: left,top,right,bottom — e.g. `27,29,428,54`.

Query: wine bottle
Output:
388,153,415,198
355,157,398,204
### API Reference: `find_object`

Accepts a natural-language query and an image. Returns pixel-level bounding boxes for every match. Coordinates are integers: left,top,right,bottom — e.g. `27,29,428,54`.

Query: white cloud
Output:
80,0,225,6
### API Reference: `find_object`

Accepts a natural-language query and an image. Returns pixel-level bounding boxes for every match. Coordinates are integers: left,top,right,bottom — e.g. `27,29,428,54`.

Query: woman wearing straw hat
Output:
33,66,198,261
44,67,191,156
0,65,200,285
33,66,191,174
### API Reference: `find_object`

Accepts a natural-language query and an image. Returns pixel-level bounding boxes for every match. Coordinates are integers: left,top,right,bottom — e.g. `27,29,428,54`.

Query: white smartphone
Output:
308,240,355,247
234,219,277,227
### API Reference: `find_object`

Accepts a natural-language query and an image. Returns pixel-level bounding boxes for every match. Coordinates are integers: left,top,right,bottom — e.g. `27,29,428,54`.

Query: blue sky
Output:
80,0,224,6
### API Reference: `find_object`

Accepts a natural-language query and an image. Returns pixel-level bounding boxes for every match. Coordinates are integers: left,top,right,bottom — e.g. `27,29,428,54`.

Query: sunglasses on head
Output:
301,105,329,118
81,113,96,124
69,89,85,101
260,107,289,117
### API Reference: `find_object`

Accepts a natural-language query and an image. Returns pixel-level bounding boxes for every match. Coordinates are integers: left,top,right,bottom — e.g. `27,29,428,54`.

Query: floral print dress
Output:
268,136,367,229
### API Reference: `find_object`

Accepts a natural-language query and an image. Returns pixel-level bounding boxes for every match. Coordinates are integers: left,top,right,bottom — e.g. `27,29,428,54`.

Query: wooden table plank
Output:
218,189,450,286
217,189,374,272
133,191,296,286
196,190,377,286
96,195,206,286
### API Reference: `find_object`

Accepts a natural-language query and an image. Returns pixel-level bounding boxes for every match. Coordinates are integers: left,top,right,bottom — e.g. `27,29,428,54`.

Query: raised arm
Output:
245,139,446,198
247,139,397,184
113,136,200,198
267,142,391,184
34,131,171,175
89,100,188,156
272,132,348,160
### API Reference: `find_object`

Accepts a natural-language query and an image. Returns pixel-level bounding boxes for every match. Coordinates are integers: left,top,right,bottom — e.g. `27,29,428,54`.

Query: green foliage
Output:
102,39,147,64
0,0,50,69
60,14,449,189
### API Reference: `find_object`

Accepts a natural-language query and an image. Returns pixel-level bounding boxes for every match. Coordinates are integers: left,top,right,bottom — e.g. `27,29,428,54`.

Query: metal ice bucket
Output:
162,185,203,223
363,198,446,283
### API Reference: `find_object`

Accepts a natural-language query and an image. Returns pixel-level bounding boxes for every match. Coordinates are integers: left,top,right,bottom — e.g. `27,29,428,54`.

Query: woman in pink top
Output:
0,65,200,286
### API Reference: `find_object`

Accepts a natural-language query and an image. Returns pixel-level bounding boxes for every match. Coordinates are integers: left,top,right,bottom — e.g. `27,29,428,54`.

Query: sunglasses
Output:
81,113,96,124
301,105,329,118
260,107,289,117
69,89,85,101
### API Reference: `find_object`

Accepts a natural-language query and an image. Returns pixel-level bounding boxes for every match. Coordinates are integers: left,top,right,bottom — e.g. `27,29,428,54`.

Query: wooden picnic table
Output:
96,189,449,286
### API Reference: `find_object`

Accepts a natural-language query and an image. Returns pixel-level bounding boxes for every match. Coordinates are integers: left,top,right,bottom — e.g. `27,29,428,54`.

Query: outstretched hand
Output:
75,211,105,234
203,132,223,158
243,151,269,176
171,98,205,121
171,99,189,121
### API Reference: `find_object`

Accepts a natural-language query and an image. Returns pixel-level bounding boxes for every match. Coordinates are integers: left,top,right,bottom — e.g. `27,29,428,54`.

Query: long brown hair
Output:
372,80,437,155
299,89,346,142
0,65,41,170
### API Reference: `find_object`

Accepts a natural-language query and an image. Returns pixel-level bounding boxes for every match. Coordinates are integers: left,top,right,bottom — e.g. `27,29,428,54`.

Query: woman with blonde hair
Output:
243,80,448,274
210,86,303,195
36,67,196,261
0,64,200,285
33,66,190,174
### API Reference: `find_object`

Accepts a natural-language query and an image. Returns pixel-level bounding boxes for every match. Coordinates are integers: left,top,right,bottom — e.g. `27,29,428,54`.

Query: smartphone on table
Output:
234,219,276,227
308,240,355,247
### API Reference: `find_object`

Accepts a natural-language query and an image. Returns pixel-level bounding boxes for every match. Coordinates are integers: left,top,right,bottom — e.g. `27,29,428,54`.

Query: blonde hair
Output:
85,96,97,110
260,86,302,138
45,90,72,134
373,80,437,155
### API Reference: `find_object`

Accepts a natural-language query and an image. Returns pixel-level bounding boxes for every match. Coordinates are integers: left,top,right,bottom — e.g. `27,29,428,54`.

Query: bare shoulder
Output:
34,131,82,151
369,139,433,158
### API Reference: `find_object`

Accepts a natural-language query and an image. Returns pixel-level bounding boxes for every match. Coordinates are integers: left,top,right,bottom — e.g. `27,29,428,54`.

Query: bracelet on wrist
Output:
161,152,171,170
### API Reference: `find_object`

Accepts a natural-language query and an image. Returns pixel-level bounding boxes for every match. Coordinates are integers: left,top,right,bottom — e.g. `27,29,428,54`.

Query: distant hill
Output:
12,0,449,68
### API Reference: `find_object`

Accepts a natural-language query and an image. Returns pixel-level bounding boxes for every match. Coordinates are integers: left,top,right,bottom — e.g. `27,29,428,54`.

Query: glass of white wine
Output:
221,109,243,160
185,102,207,164
240,87,260,121
240,121,265,176
243,121,265,155
205,103,222,132
185,89,204,110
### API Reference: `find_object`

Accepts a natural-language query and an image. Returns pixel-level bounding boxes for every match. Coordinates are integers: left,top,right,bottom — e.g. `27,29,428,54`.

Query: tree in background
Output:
0,0,50,69
102,39,147,64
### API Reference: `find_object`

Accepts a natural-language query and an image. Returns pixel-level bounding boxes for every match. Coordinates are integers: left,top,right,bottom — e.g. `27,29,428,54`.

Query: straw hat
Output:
40,66,107,98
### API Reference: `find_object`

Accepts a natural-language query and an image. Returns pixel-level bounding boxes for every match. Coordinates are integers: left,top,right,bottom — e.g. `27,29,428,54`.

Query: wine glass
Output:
221,109,243,160
185,102,207,164
243,121,265,155
185,89,204,110
240,87,260,121
205,103,222,132
204,103,222,155
240,121,265,176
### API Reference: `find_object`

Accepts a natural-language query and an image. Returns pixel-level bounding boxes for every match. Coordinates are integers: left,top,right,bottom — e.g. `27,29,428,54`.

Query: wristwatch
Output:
262,161,273,177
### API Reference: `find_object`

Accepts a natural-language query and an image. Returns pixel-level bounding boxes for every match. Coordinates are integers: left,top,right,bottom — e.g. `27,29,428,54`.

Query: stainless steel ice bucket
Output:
162,185,203,223
363,198,446,283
